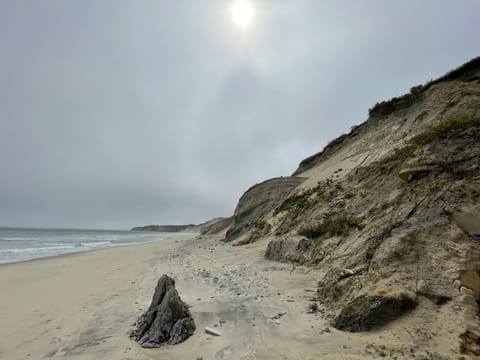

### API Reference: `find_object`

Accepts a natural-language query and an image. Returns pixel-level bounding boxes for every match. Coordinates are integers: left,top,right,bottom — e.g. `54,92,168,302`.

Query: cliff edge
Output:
216,57,480,357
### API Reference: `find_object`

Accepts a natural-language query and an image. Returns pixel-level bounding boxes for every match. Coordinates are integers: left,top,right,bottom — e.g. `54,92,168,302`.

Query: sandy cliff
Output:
218,57,480,357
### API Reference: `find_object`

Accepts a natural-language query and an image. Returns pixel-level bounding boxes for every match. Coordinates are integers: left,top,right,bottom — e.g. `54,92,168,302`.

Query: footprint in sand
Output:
215,346,234,359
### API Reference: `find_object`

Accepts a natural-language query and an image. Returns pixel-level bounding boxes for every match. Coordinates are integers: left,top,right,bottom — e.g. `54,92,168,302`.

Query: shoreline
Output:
0,232,434,359
0,232,197,267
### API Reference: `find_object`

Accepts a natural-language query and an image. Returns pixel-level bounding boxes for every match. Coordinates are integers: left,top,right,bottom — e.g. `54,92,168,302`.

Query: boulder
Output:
265,239,285,261
130,275,195,348
332,293,417,332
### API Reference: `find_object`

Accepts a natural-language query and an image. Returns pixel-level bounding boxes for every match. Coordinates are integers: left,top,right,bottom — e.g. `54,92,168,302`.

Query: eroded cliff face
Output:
218,57,480,356
225,177,305,243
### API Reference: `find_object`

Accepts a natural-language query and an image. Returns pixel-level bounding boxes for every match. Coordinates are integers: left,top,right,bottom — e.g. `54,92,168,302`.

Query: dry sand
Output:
0,234,442,360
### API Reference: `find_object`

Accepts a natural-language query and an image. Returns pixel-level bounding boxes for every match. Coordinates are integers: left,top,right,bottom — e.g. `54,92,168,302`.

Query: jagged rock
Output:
332,293,417,332
130,275,195,348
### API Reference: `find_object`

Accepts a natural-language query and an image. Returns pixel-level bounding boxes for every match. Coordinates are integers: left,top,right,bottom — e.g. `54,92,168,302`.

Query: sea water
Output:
0,228,183,264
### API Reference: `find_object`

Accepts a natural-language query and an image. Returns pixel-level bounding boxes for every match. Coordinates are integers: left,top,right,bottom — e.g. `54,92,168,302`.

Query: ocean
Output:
0,228,183,264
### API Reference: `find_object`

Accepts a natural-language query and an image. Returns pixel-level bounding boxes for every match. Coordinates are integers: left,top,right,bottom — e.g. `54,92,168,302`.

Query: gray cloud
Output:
0,0,479,229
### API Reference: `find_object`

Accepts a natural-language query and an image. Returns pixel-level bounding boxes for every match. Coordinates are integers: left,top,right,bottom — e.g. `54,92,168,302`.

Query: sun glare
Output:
232,1,254,29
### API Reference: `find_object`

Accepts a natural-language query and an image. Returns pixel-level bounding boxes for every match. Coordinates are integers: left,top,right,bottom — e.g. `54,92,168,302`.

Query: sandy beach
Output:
0,234,358,360
0,233,462,360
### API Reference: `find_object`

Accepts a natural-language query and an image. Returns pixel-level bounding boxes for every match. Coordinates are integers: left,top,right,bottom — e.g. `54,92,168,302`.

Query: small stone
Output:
307,303,318,313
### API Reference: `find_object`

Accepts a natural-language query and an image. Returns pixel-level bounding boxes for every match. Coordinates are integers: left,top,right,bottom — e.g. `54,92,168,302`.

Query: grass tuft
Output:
274,179,334,215
298,212,363,239
255,219,267,230
369,57,480,117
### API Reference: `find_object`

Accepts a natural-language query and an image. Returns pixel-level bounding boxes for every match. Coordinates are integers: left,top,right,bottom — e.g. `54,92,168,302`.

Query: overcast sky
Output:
0,1,479,229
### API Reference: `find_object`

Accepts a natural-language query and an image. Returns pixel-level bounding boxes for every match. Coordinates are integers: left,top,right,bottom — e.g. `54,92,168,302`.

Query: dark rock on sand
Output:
265,239,285,261
333,293,417,332
130,275,195,348
307,303,318,313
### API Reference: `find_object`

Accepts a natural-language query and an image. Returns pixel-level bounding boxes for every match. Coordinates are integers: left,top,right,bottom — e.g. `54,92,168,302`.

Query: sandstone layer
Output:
214,57,480,357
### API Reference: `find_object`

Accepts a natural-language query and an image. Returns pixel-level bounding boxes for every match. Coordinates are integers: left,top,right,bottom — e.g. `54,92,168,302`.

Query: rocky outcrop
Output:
130,275,195,348
225,177,305,242
332,293,417,332
200,216,234,236
265,237,325,265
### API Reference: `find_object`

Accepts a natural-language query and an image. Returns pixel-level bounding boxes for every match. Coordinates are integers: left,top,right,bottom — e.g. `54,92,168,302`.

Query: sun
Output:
232,1,254,29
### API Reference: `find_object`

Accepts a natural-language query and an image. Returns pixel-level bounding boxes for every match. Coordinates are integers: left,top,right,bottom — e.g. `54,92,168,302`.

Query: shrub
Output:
369,57,480,118
427,56,480,84
382,114,480,163
274,189,315,215
369,89,425,117
298,212,363,239
255,219,267,230
274,179,335,215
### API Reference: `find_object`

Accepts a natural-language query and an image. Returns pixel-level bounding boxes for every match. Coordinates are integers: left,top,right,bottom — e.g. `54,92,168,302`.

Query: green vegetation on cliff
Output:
369,57,480,117
298,211,363,239
383,114,480,163
274,179,334,215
